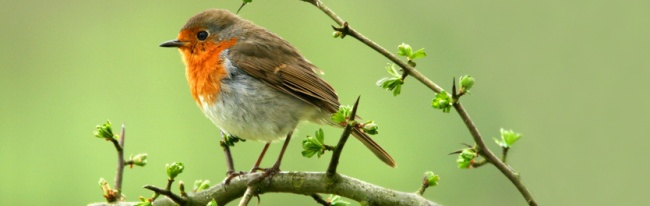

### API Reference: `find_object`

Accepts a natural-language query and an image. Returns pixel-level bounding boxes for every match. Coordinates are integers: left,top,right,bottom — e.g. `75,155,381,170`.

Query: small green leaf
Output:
129,153,148,167
194,180,211,192
332,31,342,38
94,120,117,140
496,128,522,148
362,120,379,135
301,149,318,158
459,75,475,93
457,149,476,169
397,43,413,57
392,83,402,96
315,128,324,144
242,0,252,3
99,178,117,201
223,134,246,147
424,171,440,187
410,48,427,60
376,77,403,94
329,194,350,206
431,91,453,113
302,130,326,158
385,64,401,77
377,64,404,96
98,178,109,189
331,105,352,124
493,137,505,148
137,196,153,205
135,202,152,206
206,198,217,206
166,162,185,180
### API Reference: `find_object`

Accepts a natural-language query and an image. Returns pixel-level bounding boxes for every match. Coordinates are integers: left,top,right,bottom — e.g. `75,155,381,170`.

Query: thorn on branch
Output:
331,22,350,38
452,77,458,101
236,0,252,14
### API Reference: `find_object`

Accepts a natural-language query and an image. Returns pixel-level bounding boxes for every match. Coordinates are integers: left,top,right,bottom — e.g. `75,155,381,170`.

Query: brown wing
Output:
228,32,340,113
227,28,396,167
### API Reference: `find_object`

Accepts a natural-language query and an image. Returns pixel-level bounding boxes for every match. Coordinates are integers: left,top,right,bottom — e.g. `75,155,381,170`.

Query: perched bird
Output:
160,9,395,173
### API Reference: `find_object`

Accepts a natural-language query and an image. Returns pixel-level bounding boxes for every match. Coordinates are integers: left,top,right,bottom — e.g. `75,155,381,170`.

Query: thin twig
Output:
415,179,428,196
305,1,537,205
310,193,329,206
454,103,537,206
112,123,126,201
238,186,256,206
327,96,361,176
220,131,236,175
304,0,443,94
472,159,489,168
144,185,187,205
165,179,174,191
502,147,510,163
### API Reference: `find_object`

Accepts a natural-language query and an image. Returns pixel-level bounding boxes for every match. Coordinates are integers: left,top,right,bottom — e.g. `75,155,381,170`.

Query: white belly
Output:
199,68,325,142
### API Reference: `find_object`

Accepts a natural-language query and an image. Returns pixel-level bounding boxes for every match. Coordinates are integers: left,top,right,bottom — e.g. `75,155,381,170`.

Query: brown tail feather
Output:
351,128,397,167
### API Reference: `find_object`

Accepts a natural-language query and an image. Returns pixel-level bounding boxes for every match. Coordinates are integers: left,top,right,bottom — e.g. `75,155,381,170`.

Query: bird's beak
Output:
160,39,187,48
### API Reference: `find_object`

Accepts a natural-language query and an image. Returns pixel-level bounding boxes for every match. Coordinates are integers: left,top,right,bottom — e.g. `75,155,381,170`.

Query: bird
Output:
160,9,396,174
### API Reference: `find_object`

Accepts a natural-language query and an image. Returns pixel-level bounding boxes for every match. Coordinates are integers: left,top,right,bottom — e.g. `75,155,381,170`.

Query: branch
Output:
144,185,187,205
303,0,443,94
326,96,360,175
147,172,438,206
303,0,537,205
112,123,126,201
454,104,536,206
238,186,258,206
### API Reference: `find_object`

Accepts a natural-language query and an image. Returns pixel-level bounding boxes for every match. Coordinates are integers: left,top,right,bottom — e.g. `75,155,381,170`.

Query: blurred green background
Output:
1,0,648,205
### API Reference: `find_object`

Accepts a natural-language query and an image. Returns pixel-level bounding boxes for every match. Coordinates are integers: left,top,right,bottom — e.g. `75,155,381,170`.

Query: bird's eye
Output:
197,31,208,41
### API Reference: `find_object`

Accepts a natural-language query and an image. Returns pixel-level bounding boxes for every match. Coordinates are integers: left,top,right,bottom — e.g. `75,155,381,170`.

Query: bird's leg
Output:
219,131,243,185
250,132,293,184
250,143,271,173
266,132,293,175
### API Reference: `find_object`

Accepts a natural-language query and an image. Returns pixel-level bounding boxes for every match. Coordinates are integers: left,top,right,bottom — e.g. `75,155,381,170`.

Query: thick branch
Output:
147,172,437,206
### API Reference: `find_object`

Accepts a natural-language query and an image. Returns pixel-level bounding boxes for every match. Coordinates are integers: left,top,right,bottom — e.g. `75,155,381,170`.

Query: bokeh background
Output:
1,0,648,205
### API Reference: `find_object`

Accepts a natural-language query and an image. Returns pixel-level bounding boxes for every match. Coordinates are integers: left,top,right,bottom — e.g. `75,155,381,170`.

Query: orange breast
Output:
180,38,238,108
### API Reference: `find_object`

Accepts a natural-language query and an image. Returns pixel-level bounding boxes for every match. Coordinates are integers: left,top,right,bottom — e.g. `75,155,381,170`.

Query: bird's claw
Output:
223,170,246,185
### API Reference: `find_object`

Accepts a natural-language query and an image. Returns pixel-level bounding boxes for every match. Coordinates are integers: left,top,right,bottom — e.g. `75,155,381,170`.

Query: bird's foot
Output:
250,163,281,184
223,170,246,185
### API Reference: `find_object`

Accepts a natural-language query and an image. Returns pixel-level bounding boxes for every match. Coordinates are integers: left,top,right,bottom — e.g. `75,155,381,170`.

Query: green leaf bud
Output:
166,162,185,180
423,171,440,187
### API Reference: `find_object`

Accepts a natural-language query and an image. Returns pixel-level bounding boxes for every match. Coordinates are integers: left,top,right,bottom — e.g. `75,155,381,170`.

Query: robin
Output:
160,9,396,175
